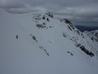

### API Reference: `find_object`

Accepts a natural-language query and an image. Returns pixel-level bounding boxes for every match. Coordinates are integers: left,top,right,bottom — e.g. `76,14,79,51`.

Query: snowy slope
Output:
84,30,98,42
0,9,98,74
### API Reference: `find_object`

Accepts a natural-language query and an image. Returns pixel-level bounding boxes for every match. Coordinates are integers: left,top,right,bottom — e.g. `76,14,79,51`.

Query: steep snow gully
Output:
0,11,98,74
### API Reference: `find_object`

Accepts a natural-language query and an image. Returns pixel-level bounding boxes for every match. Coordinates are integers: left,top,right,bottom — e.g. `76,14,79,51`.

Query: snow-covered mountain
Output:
84,30,98,42
0,10,98,74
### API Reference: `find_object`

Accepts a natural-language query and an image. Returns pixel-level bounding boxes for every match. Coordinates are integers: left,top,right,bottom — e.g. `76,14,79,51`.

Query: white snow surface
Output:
0,10,98,74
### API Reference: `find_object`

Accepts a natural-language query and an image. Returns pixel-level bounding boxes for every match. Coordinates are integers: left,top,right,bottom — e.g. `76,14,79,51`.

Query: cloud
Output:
0,0,97,16
0,0,35,14
55,5,98,24
0,0,50,14
0,0,97,9
5,6,49,14
0,0,98,26
0,0,26,8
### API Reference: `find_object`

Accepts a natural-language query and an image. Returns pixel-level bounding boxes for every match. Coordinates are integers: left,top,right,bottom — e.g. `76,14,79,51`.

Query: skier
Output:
16,35,18,40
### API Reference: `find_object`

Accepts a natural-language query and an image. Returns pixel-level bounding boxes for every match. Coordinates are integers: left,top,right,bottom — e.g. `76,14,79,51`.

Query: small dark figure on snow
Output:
47,18,49,22
16,35,18,40
67,51,74,56
42,16,45,20
32,36,37,42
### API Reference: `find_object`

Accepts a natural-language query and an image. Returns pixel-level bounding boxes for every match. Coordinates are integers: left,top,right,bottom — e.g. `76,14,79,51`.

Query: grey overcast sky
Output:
0,0,98,26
